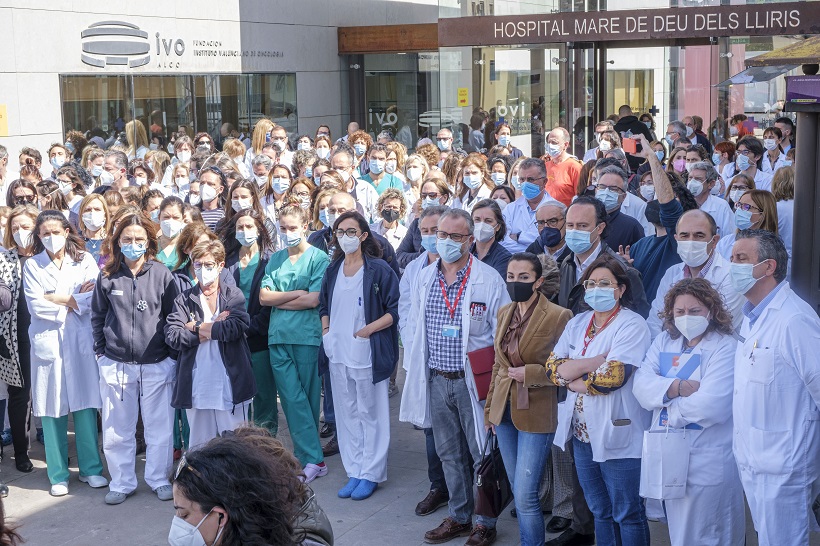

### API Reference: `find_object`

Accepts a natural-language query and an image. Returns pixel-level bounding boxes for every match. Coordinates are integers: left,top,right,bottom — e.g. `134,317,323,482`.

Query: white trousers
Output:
99,356,175,494
186,402,250,450
329,363,389,483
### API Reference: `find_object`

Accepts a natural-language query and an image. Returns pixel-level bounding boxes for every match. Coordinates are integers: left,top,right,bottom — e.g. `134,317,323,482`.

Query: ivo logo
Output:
369,109,398,126
155,33,185,68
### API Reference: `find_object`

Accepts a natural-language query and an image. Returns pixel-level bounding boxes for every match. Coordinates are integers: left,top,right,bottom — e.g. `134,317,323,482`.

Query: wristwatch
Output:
194,320,202,334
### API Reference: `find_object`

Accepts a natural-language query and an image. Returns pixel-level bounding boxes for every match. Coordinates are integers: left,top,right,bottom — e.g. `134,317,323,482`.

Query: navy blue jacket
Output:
470,240,511,281
224,252,271,354
604,208,645,253
318,256,400,384
307,227,401,278
396,218,422,269
165,281,256,409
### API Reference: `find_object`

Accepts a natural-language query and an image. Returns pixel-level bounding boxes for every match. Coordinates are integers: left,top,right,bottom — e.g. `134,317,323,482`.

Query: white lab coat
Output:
733,283,820,545
699,195,735,239
552,309,651,461
354,180,380,224
633,331,745,546
399,256,510,448
23,250,101,418
500,193,562,253
647,251,745,339
452,185,492,216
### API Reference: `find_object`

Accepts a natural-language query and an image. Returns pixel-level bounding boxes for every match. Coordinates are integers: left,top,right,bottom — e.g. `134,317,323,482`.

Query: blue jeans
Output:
495,405,553,546
572,438,649,546
322,372,335,424
425,427,447,492
430,374,497,529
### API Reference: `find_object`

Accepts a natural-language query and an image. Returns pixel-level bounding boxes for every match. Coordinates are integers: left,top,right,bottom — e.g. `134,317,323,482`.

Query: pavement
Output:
3,361,818,545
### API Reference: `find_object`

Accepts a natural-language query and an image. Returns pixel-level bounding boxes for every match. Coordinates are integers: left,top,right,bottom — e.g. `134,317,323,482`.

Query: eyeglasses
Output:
421,192,440,199
293,192,310,199
535,218,564,229
736,149,753,157
518,176,545,184
436,137,452,141
689,178,707,184
595,184,625,195
583,279,616,290
193,261,218,269
174,453,203,481
335,228,360,238
734,202,761,213
13,195,35,205
435,230,470,243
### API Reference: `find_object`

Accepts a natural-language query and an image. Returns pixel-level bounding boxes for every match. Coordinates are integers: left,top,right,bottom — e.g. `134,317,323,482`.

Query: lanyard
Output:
438,256,472,321
581,305,621,356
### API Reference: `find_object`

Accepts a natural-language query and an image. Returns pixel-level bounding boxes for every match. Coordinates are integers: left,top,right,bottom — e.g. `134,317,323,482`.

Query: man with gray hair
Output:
330,143,380,223
665,120,687,148
526,201,572,264
731,229,820,546
251,153,273,188
685,160,734,237
404,207,510,545
502,157,563,253
590,162,645,251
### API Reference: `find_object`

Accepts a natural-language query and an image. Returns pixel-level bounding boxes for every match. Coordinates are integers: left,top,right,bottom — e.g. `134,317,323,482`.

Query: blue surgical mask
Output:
498,135,510,147
565,228,597,255
65,142,75,154
319,209,330,227
734,207,755,230
436,237,465,264
91,165,103,177
353,143,367,157
584,287,618,312
730,260,767,294
736,154,752,171
595,188,620,211
305,167,313,178
547,143,562,157
521,181,542,200
271,177,290,194
369,159,385,175
236,229,258,247
712,152,722,165
437,139,450,152
463,174,483,190
121,243,146,261
490,172,506,186
665,135,675,148
644,121,652,129
421,197,438,210
783,160,793,167
655,150,665,163
510,175,520,189
421,234,439,254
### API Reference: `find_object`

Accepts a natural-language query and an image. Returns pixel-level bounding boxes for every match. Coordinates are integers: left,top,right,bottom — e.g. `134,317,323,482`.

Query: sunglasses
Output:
174,453,203,481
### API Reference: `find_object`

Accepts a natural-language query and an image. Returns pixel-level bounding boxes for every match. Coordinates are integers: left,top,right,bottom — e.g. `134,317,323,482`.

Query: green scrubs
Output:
262,245,329,465
41,409,103,484
361,173,404,196
157,247,179,270
239,253,278,436
172,261,192,451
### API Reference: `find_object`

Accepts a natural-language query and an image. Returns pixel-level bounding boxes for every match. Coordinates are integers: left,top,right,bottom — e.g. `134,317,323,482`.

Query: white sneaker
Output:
302,463,328,484
50,482,69,496
79,475,109,488
155,485,173,501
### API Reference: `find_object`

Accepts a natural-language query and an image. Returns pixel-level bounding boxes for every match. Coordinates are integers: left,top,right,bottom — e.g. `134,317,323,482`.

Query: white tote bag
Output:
639,429,690,500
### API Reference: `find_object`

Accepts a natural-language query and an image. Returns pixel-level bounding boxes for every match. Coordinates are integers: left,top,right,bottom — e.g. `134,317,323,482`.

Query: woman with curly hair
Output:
632,277,744,546
169,426,333,546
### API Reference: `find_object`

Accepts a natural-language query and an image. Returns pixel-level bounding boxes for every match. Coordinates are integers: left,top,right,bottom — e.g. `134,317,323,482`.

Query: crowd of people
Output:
0,104,813,546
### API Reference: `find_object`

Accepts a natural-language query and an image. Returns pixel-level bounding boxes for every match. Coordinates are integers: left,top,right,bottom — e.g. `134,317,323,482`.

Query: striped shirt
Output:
200,208,225,231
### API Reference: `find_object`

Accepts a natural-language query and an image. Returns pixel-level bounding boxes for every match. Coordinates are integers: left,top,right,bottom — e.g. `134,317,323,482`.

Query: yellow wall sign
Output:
457,88,469,107
0,105,7,137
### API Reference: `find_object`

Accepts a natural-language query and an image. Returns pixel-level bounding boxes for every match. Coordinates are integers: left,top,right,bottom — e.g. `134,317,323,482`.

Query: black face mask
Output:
381,209,401,223
539,226,562,248
506,281,537,303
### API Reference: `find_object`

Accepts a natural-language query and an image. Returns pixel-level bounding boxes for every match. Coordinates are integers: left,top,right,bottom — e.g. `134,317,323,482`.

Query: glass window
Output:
60,73,297,150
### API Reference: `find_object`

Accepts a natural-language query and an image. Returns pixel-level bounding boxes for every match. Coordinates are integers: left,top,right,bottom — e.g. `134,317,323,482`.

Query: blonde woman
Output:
223,138,251,179
403,154,429,224
771,165,794,261
77,194,110,264
169,163,191,200
244,118,276,175
125,120,149,160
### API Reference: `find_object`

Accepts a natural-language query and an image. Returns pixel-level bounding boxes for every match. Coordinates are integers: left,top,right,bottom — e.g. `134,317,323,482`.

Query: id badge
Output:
442,324,461,338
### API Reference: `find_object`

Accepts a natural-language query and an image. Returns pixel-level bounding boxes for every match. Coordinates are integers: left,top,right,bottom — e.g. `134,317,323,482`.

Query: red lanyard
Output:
439,257,472,321
581,305,620,356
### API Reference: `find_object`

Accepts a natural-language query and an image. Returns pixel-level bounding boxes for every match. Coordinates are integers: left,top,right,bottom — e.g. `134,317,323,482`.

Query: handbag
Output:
639,429,690,500
467,345,495,401
474,430,513,518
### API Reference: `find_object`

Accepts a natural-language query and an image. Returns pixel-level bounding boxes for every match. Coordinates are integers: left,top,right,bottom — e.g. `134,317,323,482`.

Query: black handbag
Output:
474,430,513,518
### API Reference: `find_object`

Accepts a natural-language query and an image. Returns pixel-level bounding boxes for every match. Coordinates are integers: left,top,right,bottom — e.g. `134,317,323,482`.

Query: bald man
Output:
646,208,745,339
544,127,582,207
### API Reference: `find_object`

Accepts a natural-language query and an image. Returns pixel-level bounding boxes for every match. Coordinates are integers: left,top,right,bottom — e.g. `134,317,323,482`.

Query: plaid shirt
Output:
426,259,471,372
683,249,716,279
